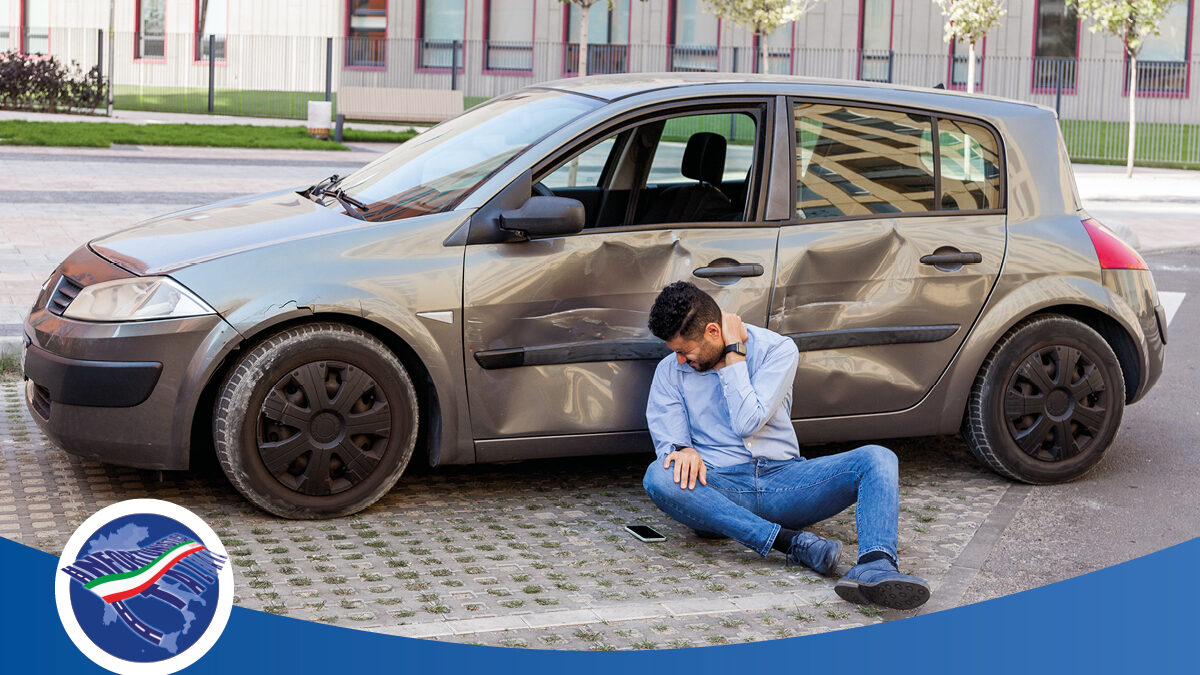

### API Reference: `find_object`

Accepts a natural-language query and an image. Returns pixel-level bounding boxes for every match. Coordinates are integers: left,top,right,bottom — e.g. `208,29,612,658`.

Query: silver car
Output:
22,74,1166,518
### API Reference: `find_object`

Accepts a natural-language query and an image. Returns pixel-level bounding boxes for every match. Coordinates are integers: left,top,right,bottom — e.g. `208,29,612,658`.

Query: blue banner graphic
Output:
5,535,1197,674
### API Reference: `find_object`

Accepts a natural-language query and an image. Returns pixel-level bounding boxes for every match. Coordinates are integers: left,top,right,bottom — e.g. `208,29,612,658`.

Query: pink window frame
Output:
133,0,166,63
666,0,722,72
1121,0,1193,99
751,24,795,75
855,0,894,81
482,0,534,75
946,36,986,91
344,0,388,72
559,0,633,77
1030,0,1080,95
414,0,465,75
193,0,228,65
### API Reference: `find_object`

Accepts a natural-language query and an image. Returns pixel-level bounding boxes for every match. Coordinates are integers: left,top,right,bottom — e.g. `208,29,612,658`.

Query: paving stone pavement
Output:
1,376,1010,649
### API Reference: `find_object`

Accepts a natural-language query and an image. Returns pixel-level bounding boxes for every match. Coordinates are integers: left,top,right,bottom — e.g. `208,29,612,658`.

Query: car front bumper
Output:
22,248,241,470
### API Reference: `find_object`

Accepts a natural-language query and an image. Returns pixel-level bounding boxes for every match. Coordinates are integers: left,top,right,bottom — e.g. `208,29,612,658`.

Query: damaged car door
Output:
461,101,781,460
773,101,1007,420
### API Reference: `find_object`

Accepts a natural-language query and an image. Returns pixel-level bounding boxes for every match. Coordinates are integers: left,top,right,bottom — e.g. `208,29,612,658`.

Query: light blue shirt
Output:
646,323,801,468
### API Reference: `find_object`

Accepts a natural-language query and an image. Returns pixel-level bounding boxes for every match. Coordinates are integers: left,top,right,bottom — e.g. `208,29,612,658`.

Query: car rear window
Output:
794,103,937,219
794,102,1003,220
937,118,1002,210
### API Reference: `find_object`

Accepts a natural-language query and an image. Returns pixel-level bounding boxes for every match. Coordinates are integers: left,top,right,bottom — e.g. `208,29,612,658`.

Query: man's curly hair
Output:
648,281,721,341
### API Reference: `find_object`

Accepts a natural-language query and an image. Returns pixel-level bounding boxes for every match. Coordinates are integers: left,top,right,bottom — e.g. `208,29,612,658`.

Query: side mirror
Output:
499,196,585,239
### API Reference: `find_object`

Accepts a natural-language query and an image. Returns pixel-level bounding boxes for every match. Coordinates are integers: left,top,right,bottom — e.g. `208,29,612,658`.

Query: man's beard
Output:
688,341,724,372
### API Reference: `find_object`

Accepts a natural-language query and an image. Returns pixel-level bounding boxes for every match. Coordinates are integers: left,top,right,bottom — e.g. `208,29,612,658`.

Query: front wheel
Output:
962,314,1125,484
213,323,419,518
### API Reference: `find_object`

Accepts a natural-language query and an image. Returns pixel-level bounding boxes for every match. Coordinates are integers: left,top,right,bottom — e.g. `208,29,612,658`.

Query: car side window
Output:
645,113,755,187
794,103,936,219
540,136,617,189
937,119,1002,210
536,107,761,228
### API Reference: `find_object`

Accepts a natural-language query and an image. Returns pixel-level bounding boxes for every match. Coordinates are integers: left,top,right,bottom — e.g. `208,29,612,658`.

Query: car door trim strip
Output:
787,325,960,352
473,325,960,369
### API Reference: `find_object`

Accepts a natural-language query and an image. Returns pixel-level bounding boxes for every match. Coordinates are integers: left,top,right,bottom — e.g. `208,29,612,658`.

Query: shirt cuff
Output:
717,359,751,393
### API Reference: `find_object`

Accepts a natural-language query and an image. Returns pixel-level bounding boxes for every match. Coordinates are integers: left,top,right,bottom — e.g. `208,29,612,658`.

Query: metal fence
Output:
11,28,1200,167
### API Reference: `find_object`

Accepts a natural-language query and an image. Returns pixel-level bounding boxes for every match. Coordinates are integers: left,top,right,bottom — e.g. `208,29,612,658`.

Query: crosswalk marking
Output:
1160,291,1186,326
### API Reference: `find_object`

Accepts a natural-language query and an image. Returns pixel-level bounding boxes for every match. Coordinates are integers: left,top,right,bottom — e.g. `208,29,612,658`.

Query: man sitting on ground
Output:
642,281,931,610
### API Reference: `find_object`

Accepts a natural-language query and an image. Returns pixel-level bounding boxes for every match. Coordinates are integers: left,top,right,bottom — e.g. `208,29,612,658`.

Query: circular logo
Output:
55,499,234,674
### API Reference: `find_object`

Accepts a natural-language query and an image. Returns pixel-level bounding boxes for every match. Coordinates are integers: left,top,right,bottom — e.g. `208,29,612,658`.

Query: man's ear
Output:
705,322,723,342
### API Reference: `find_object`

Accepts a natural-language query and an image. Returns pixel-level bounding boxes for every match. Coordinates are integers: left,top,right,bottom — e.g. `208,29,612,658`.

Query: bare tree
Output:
703,0,824,73
1070,0,1182,176
932,0,1007,94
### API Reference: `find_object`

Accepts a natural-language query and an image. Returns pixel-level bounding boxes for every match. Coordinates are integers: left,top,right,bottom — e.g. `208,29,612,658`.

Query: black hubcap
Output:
1003,345,1110,462
257,360,392,496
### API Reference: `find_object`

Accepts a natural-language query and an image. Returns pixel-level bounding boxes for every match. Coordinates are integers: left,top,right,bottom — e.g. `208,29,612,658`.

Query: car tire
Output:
962,314,1125,484
213,323,419,519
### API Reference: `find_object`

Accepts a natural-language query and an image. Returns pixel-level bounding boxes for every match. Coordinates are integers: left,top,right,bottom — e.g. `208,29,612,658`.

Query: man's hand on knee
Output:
664,447,707,490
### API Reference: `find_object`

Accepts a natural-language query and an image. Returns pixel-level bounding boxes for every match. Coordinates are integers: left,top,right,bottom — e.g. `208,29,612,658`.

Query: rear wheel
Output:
213,323,418,518
962,314,1125,484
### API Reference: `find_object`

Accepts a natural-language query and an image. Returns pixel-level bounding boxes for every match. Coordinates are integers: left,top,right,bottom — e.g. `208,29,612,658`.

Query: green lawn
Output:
113,85,335,120
1060,119,1200,170
0,120,415,149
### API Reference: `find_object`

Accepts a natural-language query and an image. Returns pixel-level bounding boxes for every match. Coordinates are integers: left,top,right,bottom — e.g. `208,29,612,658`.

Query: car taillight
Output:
1081,218,1147,271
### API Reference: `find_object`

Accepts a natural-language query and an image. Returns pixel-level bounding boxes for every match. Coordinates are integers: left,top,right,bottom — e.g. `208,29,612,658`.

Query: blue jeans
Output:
642,445,899,562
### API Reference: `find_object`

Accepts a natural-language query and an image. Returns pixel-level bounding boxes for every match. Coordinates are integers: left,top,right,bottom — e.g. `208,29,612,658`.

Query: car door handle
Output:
920,252,982,266
693,263,764,279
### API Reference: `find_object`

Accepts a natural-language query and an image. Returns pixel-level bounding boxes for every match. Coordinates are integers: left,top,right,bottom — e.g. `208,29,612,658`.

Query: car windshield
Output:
337,89,602,222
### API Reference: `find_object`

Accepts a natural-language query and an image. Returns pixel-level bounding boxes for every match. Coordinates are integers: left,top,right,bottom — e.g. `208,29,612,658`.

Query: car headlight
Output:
62,277,217,322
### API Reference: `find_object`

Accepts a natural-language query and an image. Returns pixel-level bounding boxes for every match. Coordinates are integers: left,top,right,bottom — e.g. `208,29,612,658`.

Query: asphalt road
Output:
959,248,1199,604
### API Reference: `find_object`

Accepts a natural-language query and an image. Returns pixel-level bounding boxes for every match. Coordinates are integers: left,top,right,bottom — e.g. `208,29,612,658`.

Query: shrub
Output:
0,51,105,113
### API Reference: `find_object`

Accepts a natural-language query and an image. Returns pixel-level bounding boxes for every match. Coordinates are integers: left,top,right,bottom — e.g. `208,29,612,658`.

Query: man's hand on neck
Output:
712,311,749,371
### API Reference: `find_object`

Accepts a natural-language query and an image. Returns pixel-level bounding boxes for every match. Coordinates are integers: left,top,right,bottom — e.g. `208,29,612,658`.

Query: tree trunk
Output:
967,41,977,94
1127,53,1137,178
578,4,590,77
759,30,768,74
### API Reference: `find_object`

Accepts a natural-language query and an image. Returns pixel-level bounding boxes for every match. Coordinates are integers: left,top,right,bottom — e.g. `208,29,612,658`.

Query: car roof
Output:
537,72,1052,118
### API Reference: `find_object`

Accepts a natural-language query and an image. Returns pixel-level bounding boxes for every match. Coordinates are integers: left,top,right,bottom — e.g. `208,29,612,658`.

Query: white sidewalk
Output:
0,108,421,134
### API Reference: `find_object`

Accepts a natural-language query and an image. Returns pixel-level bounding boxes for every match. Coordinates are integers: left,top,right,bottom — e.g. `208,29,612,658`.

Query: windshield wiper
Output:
325,187,368,220
305,174,368,220
305,173,343,199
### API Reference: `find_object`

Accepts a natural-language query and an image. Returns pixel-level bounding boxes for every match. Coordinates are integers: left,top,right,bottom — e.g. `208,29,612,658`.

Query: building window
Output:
754,25,793,74
195,0,226,61
565,0,629,74
419,0,463,70
671,0,719,72
948,37,984,90
1127,0,1192,95
347,0,386,68
485,0,533,72
858,0,893,82
0,0,12,52
22,0,48,54
136,0,165,59
1033,0,1078,92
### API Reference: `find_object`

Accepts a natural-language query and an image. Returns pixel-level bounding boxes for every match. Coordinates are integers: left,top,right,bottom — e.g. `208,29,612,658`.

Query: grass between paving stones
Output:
0,120,416,149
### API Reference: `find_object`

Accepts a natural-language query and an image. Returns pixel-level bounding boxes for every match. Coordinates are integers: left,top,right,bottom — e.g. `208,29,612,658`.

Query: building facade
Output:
1,0,1197,117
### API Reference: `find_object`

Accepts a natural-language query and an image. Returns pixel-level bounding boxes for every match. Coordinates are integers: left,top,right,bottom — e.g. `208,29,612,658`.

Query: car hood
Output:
89,189,361,276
